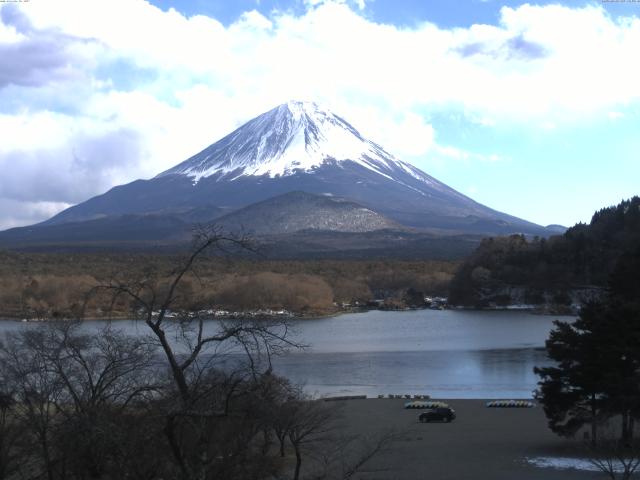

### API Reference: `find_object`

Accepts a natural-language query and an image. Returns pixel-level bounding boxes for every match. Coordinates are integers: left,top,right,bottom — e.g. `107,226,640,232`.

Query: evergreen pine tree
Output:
535,247,640,445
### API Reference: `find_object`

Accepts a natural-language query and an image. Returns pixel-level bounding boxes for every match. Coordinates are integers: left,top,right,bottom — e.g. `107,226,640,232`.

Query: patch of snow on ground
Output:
526,456,627,472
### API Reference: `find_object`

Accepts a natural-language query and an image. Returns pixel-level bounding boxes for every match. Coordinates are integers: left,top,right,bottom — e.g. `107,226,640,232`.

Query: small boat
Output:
404,400,449,409
485,400,535,408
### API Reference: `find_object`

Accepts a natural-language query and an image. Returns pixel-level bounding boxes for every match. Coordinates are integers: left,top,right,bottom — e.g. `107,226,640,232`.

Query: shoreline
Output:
0,304,570,322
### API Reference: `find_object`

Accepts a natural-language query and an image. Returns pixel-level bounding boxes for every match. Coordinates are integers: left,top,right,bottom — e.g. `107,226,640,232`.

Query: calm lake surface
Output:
0,310,570,399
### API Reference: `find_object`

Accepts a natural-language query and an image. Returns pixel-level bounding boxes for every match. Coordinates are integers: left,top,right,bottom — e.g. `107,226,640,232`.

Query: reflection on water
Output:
280,309,564,398
287,309,564,353
0,309,569,399
273,348,552,399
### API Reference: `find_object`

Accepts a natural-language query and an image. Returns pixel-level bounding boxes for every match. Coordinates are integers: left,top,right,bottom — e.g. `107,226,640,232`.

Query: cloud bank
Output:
0,0,639,228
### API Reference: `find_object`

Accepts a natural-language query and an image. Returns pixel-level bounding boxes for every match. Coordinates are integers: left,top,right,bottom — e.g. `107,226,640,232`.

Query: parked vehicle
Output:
419,407,456,423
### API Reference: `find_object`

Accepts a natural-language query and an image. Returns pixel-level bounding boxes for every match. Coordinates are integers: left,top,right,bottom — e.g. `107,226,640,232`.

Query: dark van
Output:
419,407,456,423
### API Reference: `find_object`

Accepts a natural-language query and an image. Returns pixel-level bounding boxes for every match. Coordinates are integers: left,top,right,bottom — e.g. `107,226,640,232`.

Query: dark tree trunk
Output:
293,445,302,480
276,432,286,457
40,434,55,480
256,429,268,457
621,410,634,447
591,394,598,447
622,411,629,446
164,414,189,479
146,321,190,403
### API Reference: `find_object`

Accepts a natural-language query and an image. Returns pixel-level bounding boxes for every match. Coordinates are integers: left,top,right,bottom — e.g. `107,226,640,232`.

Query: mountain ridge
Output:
1,100,557,255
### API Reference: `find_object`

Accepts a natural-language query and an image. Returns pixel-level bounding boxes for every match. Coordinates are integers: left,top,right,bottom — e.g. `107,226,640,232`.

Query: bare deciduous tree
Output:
1,329,65,480
286,400,340,480
587,424,640,480
0,321,160,480
87,226,304,479
0,392,21,480
313,429,401,480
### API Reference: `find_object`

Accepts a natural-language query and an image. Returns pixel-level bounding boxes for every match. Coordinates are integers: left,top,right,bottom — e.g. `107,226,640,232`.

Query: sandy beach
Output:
332,398,600,480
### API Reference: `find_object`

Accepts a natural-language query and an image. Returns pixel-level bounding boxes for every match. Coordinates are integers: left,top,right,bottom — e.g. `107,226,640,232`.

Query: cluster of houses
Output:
424,296,448,309
338,296,449,311
150,308,294,320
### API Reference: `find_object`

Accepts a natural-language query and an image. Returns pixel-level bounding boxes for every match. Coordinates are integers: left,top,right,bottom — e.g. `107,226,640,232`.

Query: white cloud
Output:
0,199,72,230
431,145,502,164
0,0,639,228
0,113,146,204
9,1,640,121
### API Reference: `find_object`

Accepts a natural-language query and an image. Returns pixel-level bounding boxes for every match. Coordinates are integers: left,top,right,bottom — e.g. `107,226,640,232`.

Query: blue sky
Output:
0,0,638,229
149,0,629,28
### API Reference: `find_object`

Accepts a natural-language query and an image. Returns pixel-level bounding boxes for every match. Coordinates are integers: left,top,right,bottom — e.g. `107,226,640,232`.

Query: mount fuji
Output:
0,101,552,255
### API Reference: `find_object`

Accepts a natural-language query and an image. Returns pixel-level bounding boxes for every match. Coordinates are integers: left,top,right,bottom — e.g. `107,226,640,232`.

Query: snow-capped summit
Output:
158,100,427,184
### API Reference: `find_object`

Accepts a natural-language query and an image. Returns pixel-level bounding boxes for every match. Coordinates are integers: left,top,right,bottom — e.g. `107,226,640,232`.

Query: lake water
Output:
277,309,564,399
0,309,570,399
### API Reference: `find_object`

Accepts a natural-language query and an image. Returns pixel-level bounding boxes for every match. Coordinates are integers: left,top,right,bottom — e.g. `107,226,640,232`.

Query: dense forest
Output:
0,252,457,319
449,197,640,308
5,197,638,317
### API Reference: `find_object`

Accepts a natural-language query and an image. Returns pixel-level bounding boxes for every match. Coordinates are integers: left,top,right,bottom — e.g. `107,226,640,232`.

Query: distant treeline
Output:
449,196,640,307
0,253,457,319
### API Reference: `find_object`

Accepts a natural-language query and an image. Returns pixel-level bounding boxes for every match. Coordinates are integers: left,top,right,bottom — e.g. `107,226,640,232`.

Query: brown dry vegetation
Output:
0,251,458,319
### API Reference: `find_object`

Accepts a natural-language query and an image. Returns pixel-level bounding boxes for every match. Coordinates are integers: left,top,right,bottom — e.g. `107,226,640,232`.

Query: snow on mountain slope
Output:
159,100,435,187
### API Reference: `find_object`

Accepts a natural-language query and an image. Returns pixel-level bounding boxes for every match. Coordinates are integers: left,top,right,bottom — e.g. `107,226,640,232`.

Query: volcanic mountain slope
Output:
0,214,191,248
0,193,400,249
215,191,400,235
39,100,548,236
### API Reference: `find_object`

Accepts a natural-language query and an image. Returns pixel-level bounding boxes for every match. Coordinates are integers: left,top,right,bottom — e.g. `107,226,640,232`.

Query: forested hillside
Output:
449,197,640,308
0,253,456,319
